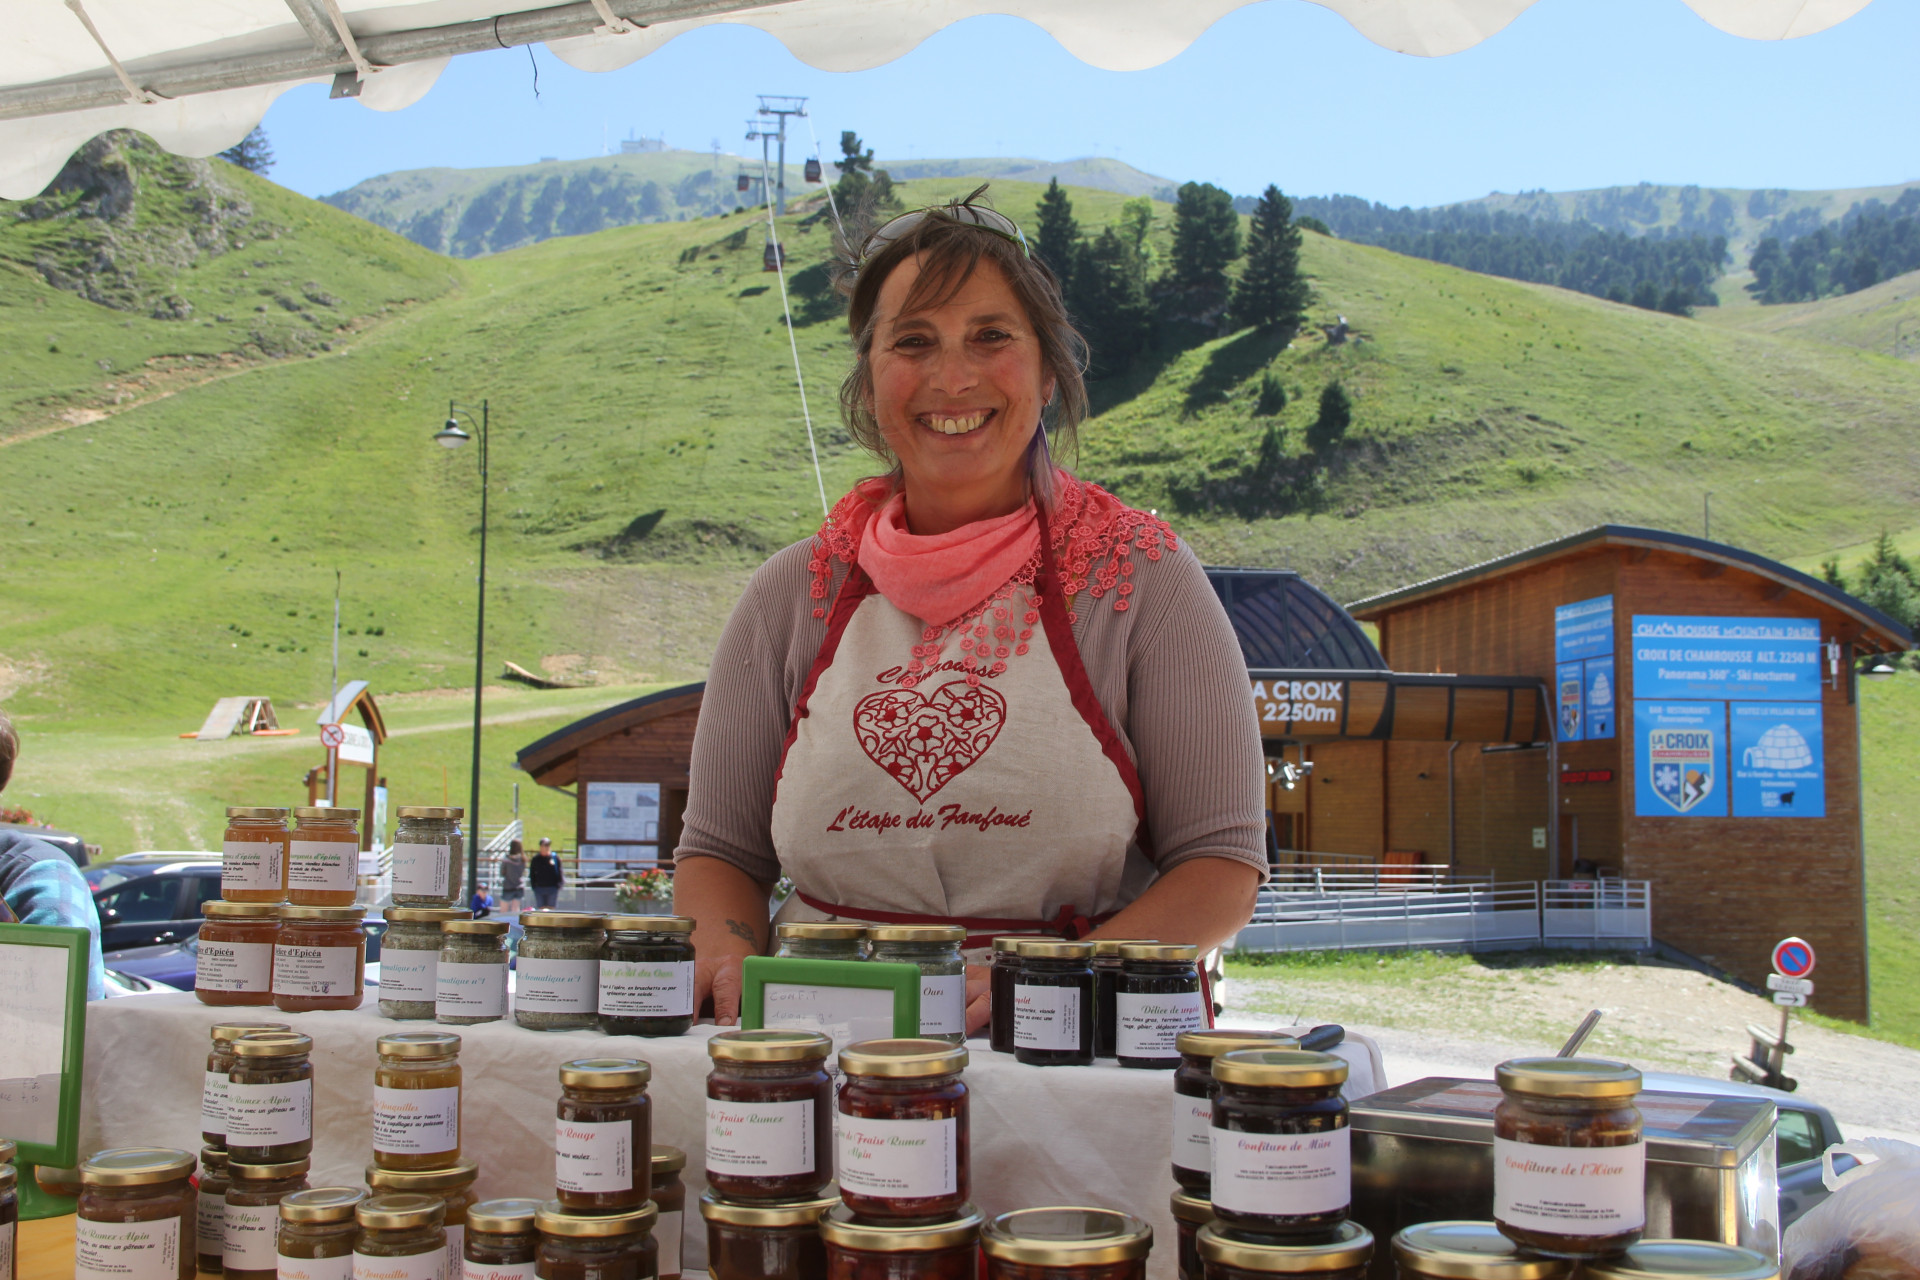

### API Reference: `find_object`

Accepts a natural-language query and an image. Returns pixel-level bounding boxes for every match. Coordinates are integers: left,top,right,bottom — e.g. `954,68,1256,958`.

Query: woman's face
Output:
868,255,1051,513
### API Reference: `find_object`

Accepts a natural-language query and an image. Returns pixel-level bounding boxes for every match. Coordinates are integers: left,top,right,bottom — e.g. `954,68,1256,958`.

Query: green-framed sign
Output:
741,956,921,1048
0,922,91,1217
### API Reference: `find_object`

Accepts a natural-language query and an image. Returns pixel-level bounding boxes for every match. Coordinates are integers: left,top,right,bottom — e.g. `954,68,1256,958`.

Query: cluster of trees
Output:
1823,533,1920,667
219,127,274,175
833,132,899,212
1748,190,1920,302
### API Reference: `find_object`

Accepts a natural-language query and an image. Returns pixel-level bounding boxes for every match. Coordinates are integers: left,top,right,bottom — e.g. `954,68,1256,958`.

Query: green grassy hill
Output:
1700,264,1920,356
878,156,1173,198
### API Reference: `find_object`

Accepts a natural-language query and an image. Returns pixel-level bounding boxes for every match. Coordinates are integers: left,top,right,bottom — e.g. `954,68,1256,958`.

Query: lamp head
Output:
434,418,471,449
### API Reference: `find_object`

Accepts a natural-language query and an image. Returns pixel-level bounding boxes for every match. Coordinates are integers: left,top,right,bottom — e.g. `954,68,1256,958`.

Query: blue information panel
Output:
1552,597,1615,741
1585,655,1616,739
1731,702,1826,818
1556,662,1585,741
1630,616,1823,702
1555,596,1614,663
1634,701,1727,817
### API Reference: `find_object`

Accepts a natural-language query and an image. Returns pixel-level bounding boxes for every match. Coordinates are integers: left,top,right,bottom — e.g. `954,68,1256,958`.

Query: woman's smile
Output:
917,408,995,436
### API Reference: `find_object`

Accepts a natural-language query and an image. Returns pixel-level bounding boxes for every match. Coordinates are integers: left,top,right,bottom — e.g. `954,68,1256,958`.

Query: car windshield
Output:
97,877,179,922
1777,1108,1823,1167
89,866,142,893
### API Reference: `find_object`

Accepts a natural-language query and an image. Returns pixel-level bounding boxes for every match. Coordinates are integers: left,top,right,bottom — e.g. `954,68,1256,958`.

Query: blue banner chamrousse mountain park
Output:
1552,596,1614,741
1634,701,1728,817
1554,596,1614,663
1630,615,1823,702
1730,702,1826,818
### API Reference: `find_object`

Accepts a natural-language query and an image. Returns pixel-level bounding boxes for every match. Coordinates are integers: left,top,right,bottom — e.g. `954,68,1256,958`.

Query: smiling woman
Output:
672,187,1267,1034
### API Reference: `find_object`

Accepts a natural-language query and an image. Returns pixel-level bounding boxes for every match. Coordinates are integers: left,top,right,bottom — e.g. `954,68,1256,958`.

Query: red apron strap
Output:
794,890,1114,951
774,564,879,794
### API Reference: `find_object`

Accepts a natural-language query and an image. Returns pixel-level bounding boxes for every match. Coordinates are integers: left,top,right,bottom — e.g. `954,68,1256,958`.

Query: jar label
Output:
465,1265,534,1280
555,1117,634,1192
75,1214,181,1280
1210,1124,1351,1217
202,1069,229,1137
222,838,283,891
446,1226,464,1278
437,961,508,1017
514,956,600,1012
920,974,966,1036
380,949,437,1002
197,939,274,993
351,1248,445,1280
1013,982,1083,1050
280,1254,354,1280
706,1097,815,1176
656,1209,683,1278
226,1077,313,1145
288,838,356,893
1171,1091,1213,1173
374,1084,461,1155
599,959,694,1017
1493,1135,1646,1234
274,941,360,997
225,1201,279,1271
391,841,453,897
196,1192,224,1258
836,1114,958,1197
1117,990,1205,1059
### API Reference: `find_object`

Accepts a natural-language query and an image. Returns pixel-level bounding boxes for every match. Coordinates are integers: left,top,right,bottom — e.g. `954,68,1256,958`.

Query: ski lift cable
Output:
760,148,830,519
804,113,846,246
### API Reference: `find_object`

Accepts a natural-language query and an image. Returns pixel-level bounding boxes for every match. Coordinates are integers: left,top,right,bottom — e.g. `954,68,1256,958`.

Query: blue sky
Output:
262,0,1919,208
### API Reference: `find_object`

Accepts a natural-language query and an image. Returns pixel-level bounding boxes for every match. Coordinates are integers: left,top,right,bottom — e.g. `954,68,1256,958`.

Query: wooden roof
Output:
315,680,387,742
514,681,705,787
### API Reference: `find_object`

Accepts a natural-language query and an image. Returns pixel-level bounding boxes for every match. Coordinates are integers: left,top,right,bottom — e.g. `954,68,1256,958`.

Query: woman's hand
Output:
697,955,747,1026
963,962,993,1035
675,857,774,1025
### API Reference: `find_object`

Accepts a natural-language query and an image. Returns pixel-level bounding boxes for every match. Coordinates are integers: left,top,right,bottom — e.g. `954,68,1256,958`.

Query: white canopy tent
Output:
2,0,1877,199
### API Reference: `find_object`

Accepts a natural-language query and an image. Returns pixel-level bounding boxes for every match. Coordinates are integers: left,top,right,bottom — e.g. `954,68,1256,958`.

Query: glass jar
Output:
195,1147,229,1275
466,1198,542,1280
599,916,698,1037
374,1031,463,1171
380,908,471,1020
535,1200,658,1280
1197,1219,1372,1280
1583,1241,1778,1280
438,918,511,1024
273,905,367,1012
365,1163,479,1278
224,1156,311,1280
705,1031,834,1201
821,1202,982,1280
1210,1049,1350,1236
392,806,466,908
555,1059,652,1212
1170,1192,1213,1280
988,938,1021,1054
650,1147,687,1280
1171,1030,1299,1194
353,1193,447,1278
195,901,281,1006
836,1040,969,1221
277,1187,366,1280
981,1207,1153,1280
775,922,867,961
516,912,606,1031
287,806,360,907
1392,1221,1571,1280
1013,940,1094,1066
869,926,968,1045
1091,938,1152,1060
700,1191,837,1280
1492,1057,1645,1257
222,807,289,903
75,1147,198,1280
226,1033,315,1164
201,1022,290,1147
0,1165,13,1280
1115,944,1205,1069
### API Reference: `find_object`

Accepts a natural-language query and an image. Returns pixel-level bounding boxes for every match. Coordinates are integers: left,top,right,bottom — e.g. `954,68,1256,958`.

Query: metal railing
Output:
1232,878,1651,954
1542,878,1651,947
1266,864,1494,892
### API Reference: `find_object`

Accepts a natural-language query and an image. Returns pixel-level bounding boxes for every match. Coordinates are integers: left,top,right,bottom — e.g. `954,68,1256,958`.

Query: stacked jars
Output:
366,1030,475,1276
520,1057,660,1280
366,1163,480,1277
199,807,290,1006
217,1030,317,1276
390,805,466,907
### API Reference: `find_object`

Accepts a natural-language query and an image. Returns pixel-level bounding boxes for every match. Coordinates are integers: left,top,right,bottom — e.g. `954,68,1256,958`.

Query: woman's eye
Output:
976,328,1011,343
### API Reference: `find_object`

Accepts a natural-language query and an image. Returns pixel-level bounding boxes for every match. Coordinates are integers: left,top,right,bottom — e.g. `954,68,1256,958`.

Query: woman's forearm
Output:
676,855,775,1023
1087,856,1262,953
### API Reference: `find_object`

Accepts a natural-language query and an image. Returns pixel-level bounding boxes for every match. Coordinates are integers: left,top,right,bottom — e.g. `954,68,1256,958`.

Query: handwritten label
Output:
656,1208,683,1278
515,957,599,1013
226,1077,313,1146
706,1098,814,1176
464,1264,533,1280
280,1254,353,1280
1116,990,1205,1059
391,841,453,898
196,1192,224,1263
1013,983,1082,1051
379,949,437,1002
436,961,508,1018
1493,1136,1646,1234
1171,1091,1213,1174
374,1085,460,1156
555,1117,633,1193
75,1216,180,1280
225,1201,279,1272
1210,1125,1351,1217
599,959,694,1017
836,1114,957,1197
222,838,283,893
287,838,355,894
201,1069,228,1139
197,939,274,993
919,975,966,1037
351,1248,446,1279
273,943,359,998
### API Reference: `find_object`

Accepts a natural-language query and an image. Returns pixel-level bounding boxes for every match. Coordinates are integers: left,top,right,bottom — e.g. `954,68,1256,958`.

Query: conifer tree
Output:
1168,182,1241,299
1308,380,1352,452
1230,185,1310,332
219,127,274,175
1072,227,1154,379
1035,178,1081,284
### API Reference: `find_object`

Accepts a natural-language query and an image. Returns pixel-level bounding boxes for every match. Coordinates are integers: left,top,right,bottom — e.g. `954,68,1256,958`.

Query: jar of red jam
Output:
1492,1058,1645,1258
1012,940,1094,1067
222,806,289,903
650,1147,687,1280
1197,1220,1372,1280
287,806,360,907
988,938,1021,1054
701,1191,838,1280
273,906,366,1012
76,1147,198,1280
706,1031,834,1201
1170,1192,1214,1280
982,1207,1152,1280
535,1200,658,1280
466,1198,542,1280
1171,1030,1299,1195
555,1058,652,1212
197,901,280,1006
226,1033,315,1164
1392,1221,1571,1280
1209,1049,1349,1237
1090,938,1152,1060
195,1147,230,1275
202,1022,290,1147
1114,944,1205,1069
836,1040,969,1222
821,1202,982,1280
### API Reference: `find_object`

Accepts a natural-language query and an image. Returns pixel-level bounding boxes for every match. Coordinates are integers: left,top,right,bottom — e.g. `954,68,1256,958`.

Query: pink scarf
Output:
856,490,1040,626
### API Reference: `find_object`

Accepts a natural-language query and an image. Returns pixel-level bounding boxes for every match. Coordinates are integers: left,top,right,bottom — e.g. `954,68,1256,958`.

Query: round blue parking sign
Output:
1772,937,1816,979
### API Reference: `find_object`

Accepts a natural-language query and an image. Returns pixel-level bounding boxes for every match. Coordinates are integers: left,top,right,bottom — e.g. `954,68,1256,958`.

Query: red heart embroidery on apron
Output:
852,678,1008,803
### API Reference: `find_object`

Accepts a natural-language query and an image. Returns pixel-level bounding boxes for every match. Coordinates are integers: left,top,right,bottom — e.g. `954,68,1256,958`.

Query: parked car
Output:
0,822,90,867
1644,1071,1849,1227
85,850,215,893
101,935,200,991
91,860,221,950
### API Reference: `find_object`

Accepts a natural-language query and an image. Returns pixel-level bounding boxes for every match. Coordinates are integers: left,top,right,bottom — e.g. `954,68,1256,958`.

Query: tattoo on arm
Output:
726,918,758,945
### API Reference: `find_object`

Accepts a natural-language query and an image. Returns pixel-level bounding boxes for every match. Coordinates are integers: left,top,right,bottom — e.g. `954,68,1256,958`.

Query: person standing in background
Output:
0,710,107,998
497,839,527,917
529,837,564,910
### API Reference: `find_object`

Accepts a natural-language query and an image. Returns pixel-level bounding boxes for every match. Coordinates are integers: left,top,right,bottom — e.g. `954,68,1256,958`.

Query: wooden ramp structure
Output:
193,696,282,741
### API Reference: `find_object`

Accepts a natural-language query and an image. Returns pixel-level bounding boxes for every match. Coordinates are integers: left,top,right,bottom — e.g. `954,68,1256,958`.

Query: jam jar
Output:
438,918,511,1024
1583,1241,1778,1280
222,806,289,903
1115,944,1204,1069
599,915,698,1037
391,806,466,908
277,1187,366,1280
1209,1049,1350,1236
1171,1030,1299,1194
555,1059,652,1212
1012,940,1094,1066
196,901,280,1006
981,1207,1153,1280
366,1163,478,1277
1392,1222,1571,1280
821,1203,982,1280
226,1032,315,1164
466,1198,542,1280
353,1193,446,1278
1197,1220,1372,1280
1492,1058,1645,1258
775,922,867,960
75,1147,198,1280
701,1191,837,1280
650,1147,687,1280
535,1200,658,1280
516,912,606,1032
0,1165,14,1280
373,1031,463,1171
988,938,1021,1054
224,1156,310,1280
1170,1192,1213,1280
706,1031,834,1201
273,906,366,1012
1090,938,1152,1059
202,1022,290,1147
380,908,471,1020
195,1146,230,1275
287,806,360,907
868,927,968,1045
835,1040,969,1222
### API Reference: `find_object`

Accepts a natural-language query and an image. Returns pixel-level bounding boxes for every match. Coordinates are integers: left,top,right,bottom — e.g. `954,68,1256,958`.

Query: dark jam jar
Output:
1012,940,1094,1067
981,1207,1153,1280
821,1202,982,1280
835,1040,969,1222
1392,1221,1572,1280
203,1021,292,1147
1114,944,1205,1070
1170,1192,1214,1280
1197,1219,1372,1280
1171,1030,1299,1194
1090,939,1152,1060
466,1197,543,1280
555,1058,653,1212
988,939,1021,1054
224,1156,311,1280
701,1191,837,1280
705,1031,834,1201
650,1147,688,1280
75,1147,198,1280
1209,1049,1350,1236
599,915,698,1037
225,1032,315,1164
1492,1058,1645,1258
535,1200,658,1280
195,1146,229,1274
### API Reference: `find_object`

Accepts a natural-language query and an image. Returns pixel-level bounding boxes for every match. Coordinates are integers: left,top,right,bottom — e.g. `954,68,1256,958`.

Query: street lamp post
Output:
435,399,488,903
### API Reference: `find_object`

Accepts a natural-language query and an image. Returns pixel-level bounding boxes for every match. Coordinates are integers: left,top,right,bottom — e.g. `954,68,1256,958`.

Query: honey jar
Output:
222,806,289,903
373,1031,463,1172
276,1187,366,1280
273,906,366,1012
226,1033,314,1164
286,806,360,907
195,902,280,1006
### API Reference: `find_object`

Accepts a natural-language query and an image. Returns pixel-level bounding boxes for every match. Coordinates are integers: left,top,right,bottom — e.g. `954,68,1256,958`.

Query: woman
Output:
675,190,1266,1030
497,839,527,916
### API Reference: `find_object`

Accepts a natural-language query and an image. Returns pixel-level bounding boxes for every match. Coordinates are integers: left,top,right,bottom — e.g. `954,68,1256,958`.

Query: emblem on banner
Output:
1649,726,1716,813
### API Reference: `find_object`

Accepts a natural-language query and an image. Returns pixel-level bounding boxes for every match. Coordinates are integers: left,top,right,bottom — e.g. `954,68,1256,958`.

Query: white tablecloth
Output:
80,994,1382,1278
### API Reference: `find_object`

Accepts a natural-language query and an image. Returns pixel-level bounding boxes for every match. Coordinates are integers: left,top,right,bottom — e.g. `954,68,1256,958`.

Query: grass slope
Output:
1700,265,1920,357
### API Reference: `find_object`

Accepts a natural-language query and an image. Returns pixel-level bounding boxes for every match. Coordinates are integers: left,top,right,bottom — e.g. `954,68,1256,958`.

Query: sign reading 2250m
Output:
1630,616,1822,702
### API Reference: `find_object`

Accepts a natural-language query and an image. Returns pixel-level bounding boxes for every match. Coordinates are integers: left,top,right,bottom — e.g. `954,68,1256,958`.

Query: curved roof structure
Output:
1206,568,1388,673
515,680,704,787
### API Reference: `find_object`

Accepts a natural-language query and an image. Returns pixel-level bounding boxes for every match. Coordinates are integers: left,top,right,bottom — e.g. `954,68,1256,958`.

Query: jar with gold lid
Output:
515,912,606,1031
226,1032,314,1164
1170,1192,1213,1280
1210,1049,1349,1236
466,1197,542,1280
1091,938,1153,1059
650,1147,687,1280
536,1199,658,1280
273,905,366,1011
599,915,698,1038
380,907,469,1020
774,922,867,961
224,1155,310,1280
988,937,1022,1054
836,1040,969,1221
1197,1220,1372,1280
1013,940,1094,1066
366,1161,479,1277
75,1147,197,1280
982,1207,1153,1280
287,806,360,907
438,918,511,1024
1583,1242,1777,1280
222,806,289,903
374,1031,463,1171
706,1031,834,1201
555,1058,651,1212
868,926,967,1044
196,901,280,1006
1492,1057,1645,1257
277,1187,366,1280
1115,943,1205,1069
391,806,466,907
821,1202,982,1280
1171,1029,1299,1194
700,1191,837,1280
195,1147,229,1275
201,1021,290,1147
353,1193,446,1277
1392,1222,1570,1280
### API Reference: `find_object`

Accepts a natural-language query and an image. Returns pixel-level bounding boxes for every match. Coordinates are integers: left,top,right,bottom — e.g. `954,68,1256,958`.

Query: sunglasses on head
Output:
859,201,1032,266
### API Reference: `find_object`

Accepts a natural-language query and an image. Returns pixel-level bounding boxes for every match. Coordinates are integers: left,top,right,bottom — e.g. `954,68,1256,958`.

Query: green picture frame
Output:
0,922,91,1214
740,956,921,1046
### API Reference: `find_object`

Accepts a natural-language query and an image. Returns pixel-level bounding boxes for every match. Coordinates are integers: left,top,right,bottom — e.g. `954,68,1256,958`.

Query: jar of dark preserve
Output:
988,938,1022,1054
981,1207,1153,1280
835,1040,969,1222
1209,1049,1350,1236
1171,1030,1299,1194
555,1058,652,1212
466,1197,543,1280
599,914,698,1037
1012,940,1094,1066
705,1031,834,1201
535,1200,658,1280
75,1147,198,1280
1114,944,1205,1070
204,1021,291,1148
224,1156,311,1280
821,1202,982,1280
1197,1220,1373,1280
1391,1221,1571,1280
1170,1192,1214,1280
650,1146,688,1280
195,1147,230,1275
1090,938,1152,1059
1492,1058,1645,1258
700,1191,838,1280
225,1032,315,1164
